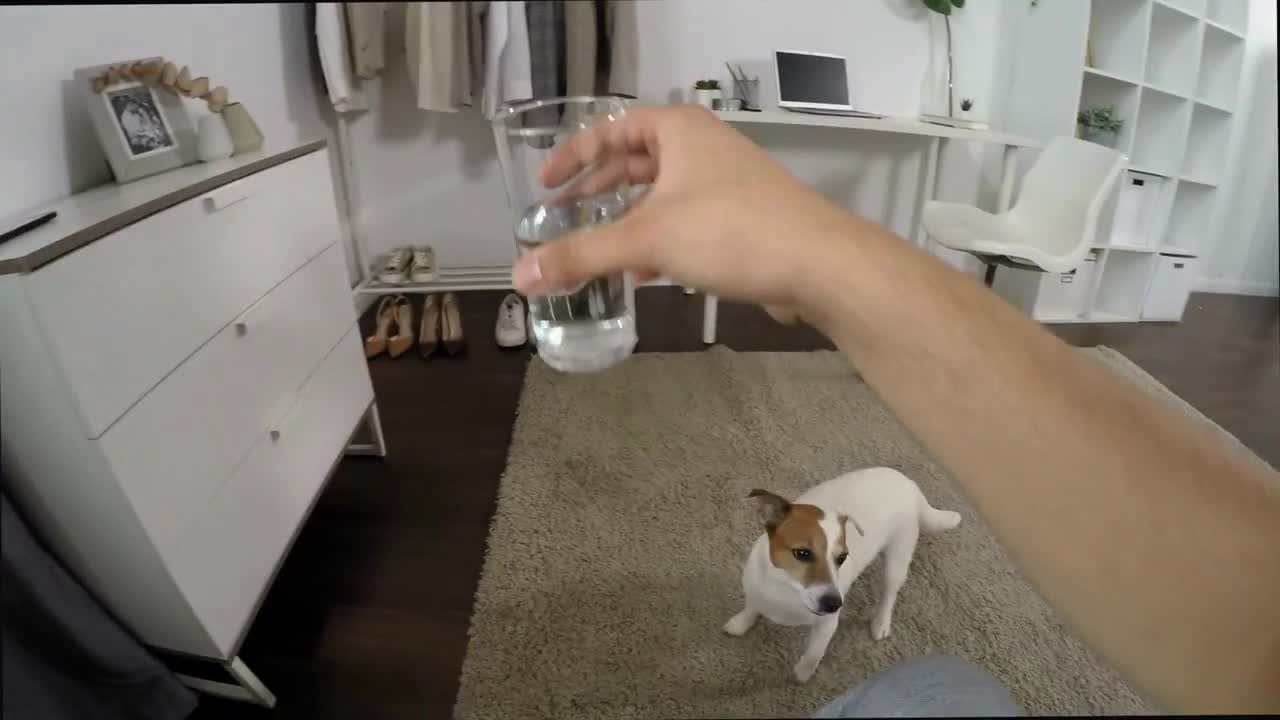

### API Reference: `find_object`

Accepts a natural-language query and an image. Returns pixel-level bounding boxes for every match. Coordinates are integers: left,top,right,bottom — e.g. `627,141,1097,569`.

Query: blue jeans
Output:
815,655,1019,718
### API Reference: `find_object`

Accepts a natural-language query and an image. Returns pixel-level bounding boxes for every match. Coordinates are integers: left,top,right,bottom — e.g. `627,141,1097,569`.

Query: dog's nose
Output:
817,594,843,614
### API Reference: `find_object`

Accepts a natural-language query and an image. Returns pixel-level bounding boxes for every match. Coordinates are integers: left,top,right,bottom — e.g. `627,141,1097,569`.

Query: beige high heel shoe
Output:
364,296,396,358
441,292,466,356
419,294,441,358
387,295,415,358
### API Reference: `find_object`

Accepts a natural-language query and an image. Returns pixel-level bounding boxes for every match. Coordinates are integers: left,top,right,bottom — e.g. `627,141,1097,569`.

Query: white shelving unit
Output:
999,0,1249,323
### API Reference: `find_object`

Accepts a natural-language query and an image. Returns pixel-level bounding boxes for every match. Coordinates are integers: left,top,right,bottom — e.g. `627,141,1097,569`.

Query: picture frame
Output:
74,58,197,183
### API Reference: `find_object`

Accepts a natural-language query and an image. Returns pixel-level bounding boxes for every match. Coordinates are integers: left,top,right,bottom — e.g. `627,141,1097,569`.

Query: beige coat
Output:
405,1,486,112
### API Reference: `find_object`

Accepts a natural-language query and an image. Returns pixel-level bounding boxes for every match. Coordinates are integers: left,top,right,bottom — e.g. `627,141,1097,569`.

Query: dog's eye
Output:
792,548,813,562
836,552,848,566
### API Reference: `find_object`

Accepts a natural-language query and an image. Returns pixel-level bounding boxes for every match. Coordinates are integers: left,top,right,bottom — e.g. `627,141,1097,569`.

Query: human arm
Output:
511,105,1280,711
803,210,1280,713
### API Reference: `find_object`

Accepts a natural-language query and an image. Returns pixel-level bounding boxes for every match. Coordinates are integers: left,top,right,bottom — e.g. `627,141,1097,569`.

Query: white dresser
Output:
0,141,382,707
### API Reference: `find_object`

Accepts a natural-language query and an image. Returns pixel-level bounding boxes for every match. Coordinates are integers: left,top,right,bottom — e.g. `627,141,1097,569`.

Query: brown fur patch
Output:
766,503,841,587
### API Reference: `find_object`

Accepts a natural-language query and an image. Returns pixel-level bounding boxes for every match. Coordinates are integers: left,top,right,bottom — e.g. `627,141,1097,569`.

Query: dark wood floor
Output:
192,289,1277,719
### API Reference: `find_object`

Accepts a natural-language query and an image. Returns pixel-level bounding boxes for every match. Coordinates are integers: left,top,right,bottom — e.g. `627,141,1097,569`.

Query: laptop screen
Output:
776,52,850,106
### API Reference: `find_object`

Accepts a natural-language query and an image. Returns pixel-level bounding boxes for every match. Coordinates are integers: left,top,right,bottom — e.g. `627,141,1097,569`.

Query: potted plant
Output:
1077,106,1123,148
692,79,722,109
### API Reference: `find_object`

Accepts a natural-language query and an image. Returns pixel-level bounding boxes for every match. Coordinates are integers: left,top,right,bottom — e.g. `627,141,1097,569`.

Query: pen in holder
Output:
733,77,761,111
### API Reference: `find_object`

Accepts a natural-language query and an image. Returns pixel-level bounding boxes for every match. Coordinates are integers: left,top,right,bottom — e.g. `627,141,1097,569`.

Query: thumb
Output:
511,216,652,295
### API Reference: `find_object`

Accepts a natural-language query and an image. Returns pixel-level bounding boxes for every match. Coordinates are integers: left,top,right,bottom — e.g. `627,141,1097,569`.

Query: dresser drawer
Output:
97,243,356,556
169,325,372,657
26,149,339,438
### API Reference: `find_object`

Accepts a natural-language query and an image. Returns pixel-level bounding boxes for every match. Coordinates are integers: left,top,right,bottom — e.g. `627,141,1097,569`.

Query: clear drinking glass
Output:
492,96,637,373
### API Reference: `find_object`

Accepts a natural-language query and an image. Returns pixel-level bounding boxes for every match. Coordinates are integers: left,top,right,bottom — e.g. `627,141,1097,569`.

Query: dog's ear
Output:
839,513,864,537
747,489,790,530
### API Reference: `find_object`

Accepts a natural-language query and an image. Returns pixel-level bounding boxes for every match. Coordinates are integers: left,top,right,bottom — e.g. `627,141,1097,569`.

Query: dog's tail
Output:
916,493,962,534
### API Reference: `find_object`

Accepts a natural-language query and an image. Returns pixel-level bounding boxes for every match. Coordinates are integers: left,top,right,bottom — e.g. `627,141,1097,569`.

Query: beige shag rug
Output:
456,346,1262,719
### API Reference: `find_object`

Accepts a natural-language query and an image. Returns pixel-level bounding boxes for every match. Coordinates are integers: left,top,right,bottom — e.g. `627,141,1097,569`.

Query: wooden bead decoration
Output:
175,66,193,95
206,86,229,113
86,58,233,112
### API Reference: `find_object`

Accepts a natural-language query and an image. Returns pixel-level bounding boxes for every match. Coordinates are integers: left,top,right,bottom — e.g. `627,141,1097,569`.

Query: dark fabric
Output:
524,0,565,145
2,490,198,720
526,0,565,98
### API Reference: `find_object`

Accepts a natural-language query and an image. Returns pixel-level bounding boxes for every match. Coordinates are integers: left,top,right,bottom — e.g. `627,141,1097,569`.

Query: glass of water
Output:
492,96,637,373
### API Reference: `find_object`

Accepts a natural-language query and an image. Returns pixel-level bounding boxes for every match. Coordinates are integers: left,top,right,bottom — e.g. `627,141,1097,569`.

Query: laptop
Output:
774,50,883,119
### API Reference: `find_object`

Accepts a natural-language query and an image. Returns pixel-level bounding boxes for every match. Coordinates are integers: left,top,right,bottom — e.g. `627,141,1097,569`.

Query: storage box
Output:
1035,250,1099,319
1111,171,1165,248
1142,254,1197,320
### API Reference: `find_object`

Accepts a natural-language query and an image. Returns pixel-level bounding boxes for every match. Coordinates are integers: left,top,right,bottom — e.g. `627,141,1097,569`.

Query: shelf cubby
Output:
1181,103,1232,183
1130,88,1191,176
1087,0,1150,81
1156,0,1206,18
1163,180,1215,254
1205,0,1248,33
1078,72,1142,154
1197,24,1244,110
1094,250,1158,319
1145,3,1203,97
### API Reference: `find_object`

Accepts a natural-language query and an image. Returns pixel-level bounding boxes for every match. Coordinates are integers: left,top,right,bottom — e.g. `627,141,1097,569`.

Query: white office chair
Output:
923,136,1126,286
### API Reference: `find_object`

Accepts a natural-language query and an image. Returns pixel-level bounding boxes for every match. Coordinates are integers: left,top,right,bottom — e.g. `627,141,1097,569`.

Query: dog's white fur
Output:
724,467,961,683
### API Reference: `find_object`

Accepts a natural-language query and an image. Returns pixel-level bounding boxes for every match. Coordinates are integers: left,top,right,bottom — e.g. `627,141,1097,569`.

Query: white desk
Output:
698,109,1041,344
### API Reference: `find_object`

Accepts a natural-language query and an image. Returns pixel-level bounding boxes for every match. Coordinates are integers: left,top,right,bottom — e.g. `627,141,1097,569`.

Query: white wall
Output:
1199,0,1279,296
345,0,1015,274
0,5,358,279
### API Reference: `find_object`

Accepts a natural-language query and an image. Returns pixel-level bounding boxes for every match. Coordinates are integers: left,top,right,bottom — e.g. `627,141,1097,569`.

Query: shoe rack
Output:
353,262,512,296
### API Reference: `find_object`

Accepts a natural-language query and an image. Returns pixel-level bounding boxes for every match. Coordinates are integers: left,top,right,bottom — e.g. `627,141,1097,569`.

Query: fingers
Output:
539,106,666,188
511,215,655,295
550,152,657,205
764,304,801,325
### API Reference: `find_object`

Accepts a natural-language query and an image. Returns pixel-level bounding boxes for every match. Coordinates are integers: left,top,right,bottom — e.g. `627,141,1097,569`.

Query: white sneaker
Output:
495,293,527,348
409,245,437,283
376,247,412,284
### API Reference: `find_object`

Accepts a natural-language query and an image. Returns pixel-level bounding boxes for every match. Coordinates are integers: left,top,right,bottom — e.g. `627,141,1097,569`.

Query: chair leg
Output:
983,264,998,287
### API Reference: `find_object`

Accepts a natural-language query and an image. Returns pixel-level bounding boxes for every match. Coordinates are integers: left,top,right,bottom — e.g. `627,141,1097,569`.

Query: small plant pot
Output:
693,88,722,109
1078,124,1118,148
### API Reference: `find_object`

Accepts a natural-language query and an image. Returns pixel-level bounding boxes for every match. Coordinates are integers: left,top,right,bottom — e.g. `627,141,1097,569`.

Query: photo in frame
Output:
74,58,197,183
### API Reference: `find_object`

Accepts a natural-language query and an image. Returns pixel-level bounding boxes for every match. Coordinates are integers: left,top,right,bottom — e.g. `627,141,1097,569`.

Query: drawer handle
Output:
269,393,304,443
231,292,271,337
202,178,255,212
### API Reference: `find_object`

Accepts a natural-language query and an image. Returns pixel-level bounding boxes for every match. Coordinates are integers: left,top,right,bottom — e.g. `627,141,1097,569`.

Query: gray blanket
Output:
2,488,197,719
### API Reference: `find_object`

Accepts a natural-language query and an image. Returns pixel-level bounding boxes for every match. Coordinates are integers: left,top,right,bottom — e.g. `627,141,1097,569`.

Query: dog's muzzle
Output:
816,593,843,615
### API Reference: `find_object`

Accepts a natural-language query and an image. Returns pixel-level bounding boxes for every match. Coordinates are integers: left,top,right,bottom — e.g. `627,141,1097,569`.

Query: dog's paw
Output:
869,612,892,641
722,611,756,637
793,656,821,684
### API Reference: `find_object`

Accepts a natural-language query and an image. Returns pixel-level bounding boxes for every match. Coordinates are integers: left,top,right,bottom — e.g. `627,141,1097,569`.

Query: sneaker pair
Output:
376,246,437,284
495,293,527,348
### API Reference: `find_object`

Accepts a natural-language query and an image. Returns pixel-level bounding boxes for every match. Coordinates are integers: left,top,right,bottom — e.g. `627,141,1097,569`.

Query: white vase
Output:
919,13,952,119
693,88,722,109
196,114,234,162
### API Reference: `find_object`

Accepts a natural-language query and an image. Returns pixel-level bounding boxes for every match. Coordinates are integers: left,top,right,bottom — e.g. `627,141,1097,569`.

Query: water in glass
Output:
514,190,636,372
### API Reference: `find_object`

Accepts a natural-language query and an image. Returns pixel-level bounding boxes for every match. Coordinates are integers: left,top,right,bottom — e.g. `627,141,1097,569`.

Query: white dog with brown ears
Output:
724,467,961,683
